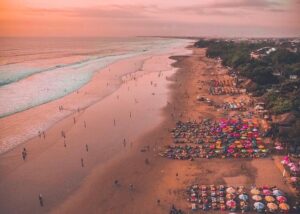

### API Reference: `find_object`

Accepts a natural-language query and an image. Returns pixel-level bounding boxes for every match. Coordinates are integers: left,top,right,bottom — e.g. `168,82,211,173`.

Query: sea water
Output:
0,37,187,118
0,37,191,153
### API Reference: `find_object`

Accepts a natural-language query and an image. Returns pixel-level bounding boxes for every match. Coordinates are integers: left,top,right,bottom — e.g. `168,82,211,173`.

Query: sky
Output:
0,0,299,37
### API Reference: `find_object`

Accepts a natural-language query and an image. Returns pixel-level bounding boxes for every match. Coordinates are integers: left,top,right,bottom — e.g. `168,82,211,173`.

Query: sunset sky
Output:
0,0,299,37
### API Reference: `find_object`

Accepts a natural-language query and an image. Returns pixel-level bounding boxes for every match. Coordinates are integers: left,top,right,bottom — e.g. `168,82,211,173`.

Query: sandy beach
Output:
0,46,295,214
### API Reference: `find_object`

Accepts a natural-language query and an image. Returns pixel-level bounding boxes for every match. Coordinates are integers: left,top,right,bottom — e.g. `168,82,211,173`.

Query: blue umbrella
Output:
254,202,265,211
273,189,284,196
239,194,248,201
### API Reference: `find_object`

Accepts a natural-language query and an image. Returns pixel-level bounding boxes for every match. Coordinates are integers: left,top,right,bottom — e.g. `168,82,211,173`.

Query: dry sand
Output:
0,47,292,214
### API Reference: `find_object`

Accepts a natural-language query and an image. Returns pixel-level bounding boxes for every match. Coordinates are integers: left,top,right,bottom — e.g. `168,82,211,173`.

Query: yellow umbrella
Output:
251,188,260,195
265,196,275,202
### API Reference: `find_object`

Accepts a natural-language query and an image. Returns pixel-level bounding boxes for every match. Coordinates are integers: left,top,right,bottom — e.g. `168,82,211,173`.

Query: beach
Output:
0,44,294,214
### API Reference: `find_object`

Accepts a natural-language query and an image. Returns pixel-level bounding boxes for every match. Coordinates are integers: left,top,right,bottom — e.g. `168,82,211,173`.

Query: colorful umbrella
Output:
279,203,290,211
262,189,272,196
254,202,265,210
276,196,287,203
238,194,248,201
273,189,284,196
251,188,260,195
267,202,278,211
226,187,236,194
226,200,236,208
252,195,262,201
265,195,275,202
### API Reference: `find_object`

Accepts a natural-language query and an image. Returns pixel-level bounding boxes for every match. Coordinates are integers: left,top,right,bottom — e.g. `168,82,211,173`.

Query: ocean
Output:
0,37,191,153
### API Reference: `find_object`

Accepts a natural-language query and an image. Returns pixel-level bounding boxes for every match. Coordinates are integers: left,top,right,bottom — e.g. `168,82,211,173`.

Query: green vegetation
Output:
194,39,300,113
195,38,300,149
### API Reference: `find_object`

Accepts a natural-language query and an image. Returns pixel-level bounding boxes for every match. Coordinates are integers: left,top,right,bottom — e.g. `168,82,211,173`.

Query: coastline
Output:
52,48,294,214
0,45,293,214
0,42,191,214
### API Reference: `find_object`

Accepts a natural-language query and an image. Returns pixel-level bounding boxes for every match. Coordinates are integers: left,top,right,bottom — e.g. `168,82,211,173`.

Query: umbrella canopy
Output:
276,196,287,203
226,187,236,194
273,189,284,196
254,202,265,210
251,188,260,195
226,193,234,199
238,194,248,201
279,203,290,211
265,196,275,202
252,195,262,201
262,189,272,195
267,203,278,211
226,200,236,208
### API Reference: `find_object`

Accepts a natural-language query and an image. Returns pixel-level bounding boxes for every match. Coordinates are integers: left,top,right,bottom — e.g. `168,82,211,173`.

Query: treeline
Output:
194,39,300,115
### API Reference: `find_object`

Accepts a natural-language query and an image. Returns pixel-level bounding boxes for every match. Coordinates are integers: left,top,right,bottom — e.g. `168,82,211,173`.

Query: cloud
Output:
176,0,285,16
24,4,160,20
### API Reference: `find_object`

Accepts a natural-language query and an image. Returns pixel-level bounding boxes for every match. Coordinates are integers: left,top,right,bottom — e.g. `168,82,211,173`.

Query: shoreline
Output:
0,45,294,214
0,43,191,214
0,41,191,155
53,48,295,213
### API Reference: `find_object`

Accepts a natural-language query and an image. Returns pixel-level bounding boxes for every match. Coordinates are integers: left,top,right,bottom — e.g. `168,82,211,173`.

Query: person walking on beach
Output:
123,138,126,148
22,148,27,161
38,131,41,138
114,119,116,126
43,131,46,139
81,158,84,167
157,199,160,205
61,130,66,139
129,184,134,191
38,194,44,207
85,144,89,152
73,117,76,124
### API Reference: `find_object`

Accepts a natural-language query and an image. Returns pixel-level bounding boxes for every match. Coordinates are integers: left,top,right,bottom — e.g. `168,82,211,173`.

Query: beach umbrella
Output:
237,186,246,193
267,202,278,211
262,189,272,196
226,193,234,199
226,187,236,194
291,177,297,182
251,188,260,195
252,195,262,201
265,195,275,202
273,189,284,196
254,202,265,211
276,196,287,203
279,203,290,211
238,194,248,201
226,200,236,208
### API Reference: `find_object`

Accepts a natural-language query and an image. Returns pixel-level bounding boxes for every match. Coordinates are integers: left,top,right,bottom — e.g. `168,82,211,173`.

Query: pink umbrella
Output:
228,148,234,154
276,196,287,203
291,177,297,182
263,189,272,196
226,200,236,208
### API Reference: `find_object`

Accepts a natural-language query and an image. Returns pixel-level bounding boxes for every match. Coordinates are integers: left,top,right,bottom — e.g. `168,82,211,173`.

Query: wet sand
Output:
0,47,292,214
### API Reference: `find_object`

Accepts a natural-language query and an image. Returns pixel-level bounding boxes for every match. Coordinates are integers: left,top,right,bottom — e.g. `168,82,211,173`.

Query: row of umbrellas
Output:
187,185,291,212
160,144,269,160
